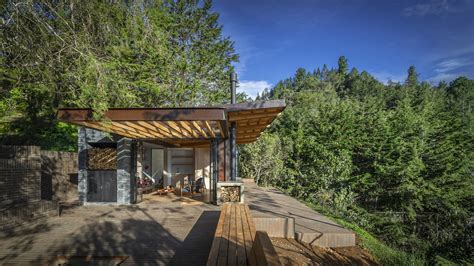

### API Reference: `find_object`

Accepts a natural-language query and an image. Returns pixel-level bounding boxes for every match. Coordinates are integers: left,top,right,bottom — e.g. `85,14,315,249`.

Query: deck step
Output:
296,231,356,247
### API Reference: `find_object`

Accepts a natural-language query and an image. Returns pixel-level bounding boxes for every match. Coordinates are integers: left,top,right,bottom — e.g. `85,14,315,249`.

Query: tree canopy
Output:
1,2,473,264
246,56,473,264
0,0,240,150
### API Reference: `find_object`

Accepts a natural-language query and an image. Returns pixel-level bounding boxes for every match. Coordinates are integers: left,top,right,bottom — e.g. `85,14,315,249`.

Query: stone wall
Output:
77,128,134,204
0,146,42,206
0,145,78,205
0,145,77,231
41,151,78,202
78,127,119,203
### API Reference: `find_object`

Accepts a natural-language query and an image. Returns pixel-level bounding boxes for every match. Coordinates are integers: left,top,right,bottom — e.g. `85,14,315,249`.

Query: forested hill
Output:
240,57,473,264
0,0,241,150
1,1,473,264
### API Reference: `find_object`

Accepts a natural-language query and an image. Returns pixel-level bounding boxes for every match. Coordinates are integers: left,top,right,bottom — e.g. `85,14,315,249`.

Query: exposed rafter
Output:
57,100,286,146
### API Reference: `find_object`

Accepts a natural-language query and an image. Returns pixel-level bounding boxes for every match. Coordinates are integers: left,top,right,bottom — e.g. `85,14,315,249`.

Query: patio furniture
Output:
207,203,281,266
192,177,204,193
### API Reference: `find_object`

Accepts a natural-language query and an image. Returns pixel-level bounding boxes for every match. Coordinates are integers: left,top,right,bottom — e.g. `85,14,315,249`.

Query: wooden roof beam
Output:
179,121,199,138
167,121,191,138
217,121,226,138
192,121,208,138
153,121,184,138
228,111,282,122
58,108,227,122
134,121,169,138
122,121,162,138
77,121,137,139
203,121,216,138
112,122,155,139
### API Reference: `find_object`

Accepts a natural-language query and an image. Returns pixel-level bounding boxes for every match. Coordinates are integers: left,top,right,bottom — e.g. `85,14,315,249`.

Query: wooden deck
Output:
208,204,256,266
207,203,280,266
0,193,220,265
244,179,356,247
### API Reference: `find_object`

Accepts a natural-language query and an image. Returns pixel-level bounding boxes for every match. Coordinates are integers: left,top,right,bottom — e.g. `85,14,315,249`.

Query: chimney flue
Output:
230,72,237,104
230,72,237,181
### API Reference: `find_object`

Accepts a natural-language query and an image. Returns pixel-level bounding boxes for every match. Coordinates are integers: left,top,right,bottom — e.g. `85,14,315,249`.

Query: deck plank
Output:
243,204,258,264
208,203,279,266
207,204,228,266
217,203,232,265
227,204,238,266
236,204,248,266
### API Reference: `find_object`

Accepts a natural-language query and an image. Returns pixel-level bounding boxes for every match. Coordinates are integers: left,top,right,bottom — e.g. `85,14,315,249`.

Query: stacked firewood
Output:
87,148,117,170
220,186,240,202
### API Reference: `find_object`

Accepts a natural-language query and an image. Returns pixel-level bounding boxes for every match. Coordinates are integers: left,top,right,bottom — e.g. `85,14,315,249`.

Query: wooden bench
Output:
207,203,281,266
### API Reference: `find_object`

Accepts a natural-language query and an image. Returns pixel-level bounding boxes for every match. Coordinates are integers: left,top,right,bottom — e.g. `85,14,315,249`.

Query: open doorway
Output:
151,149,164,187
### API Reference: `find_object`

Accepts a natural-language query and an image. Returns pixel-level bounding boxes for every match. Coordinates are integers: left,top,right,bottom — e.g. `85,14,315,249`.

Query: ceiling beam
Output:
153,121,183,138
179,121,199,138
57,108,227,122
217,99,286,112
228,110,282,122
166,121,191,138
77,121,137,139
217,121,226,138
192,121,207,138
203,121,216,138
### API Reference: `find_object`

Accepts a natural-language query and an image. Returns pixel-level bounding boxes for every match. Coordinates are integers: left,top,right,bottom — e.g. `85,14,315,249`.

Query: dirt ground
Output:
270,238,378,266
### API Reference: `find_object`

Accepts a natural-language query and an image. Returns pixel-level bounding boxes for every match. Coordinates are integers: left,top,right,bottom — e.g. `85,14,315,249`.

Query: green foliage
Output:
239,134,284,187
337,55,348,75
306,201,426,266
406,65,419,87
0,0,238,150
242,59,474,263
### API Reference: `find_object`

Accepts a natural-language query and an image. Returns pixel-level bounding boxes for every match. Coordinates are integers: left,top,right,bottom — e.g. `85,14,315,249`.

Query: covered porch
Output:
57,100,286,205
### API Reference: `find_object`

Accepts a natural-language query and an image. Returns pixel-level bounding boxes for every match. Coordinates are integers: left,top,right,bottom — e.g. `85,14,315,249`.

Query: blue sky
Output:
212,0,474,98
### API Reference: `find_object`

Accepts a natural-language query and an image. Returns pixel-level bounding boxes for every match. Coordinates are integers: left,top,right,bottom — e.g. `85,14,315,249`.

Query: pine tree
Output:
321,64,330,81
314,68,322,80
240,57,474,263
405,65,419,87
0,0,238,148
337,56,349,75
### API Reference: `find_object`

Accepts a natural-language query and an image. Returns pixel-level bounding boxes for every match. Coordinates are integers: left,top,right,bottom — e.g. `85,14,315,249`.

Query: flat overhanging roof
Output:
57,100,286,146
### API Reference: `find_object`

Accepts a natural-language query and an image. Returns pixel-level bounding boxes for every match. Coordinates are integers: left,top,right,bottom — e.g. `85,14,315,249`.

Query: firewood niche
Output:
87,147,117,170
216,182,244,204
219,186,240,202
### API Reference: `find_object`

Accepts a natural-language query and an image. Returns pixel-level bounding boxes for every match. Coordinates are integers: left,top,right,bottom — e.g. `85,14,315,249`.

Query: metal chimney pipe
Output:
230,72,237,181
230,72,237,104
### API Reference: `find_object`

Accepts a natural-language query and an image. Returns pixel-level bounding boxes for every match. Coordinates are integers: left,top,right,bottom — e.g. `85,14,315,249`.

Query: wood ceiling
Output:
57,100,286,147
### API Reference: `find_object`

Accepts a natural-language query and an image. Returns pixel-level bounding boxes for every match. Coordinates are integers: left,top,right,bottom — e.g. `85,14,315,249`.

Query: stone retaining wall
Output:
0,145,78,230
0,146,42,206
41,151,78,202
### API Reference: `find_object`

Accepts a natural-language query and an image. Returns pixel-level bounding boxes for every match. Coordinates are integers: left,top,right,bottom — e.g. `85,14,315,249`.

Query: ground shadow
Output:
169,210,220,265
25,208,221,265
38,216,181,265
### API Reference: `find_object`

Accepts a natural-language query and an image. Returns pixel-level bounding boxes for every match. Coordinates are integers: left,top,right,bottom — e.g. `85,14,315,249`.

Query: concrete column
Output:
117,138,132,204
230,123,237,181
77,127,89,203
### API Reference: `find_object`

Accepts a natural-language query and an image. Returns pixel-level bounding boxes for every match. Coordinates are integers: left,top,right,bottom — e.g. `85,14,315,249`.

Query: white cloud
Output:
404,0,447,16
428,56,474,83
427,72,460,83
403,0,460,16
238,80,272,99
372,71,406,84
434,57,474,73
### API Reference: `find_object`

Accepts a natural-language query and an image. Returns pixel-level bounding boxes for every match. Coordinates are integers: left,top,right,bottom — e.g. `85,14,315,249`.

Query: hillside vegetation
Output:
1,1,472,264
240,58,473,264
1,0,240,150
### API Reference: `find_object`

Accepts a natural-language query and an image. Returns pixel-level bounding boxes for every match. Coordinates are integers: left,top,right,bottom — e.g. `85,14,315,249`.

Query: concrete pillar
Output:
77,127,89,203
117,138,132,204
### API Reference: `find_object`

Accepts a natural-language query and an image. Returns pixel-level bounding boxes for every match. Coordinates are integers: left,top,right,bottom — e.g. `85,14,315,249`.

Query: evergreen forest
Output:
1,1,472,264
